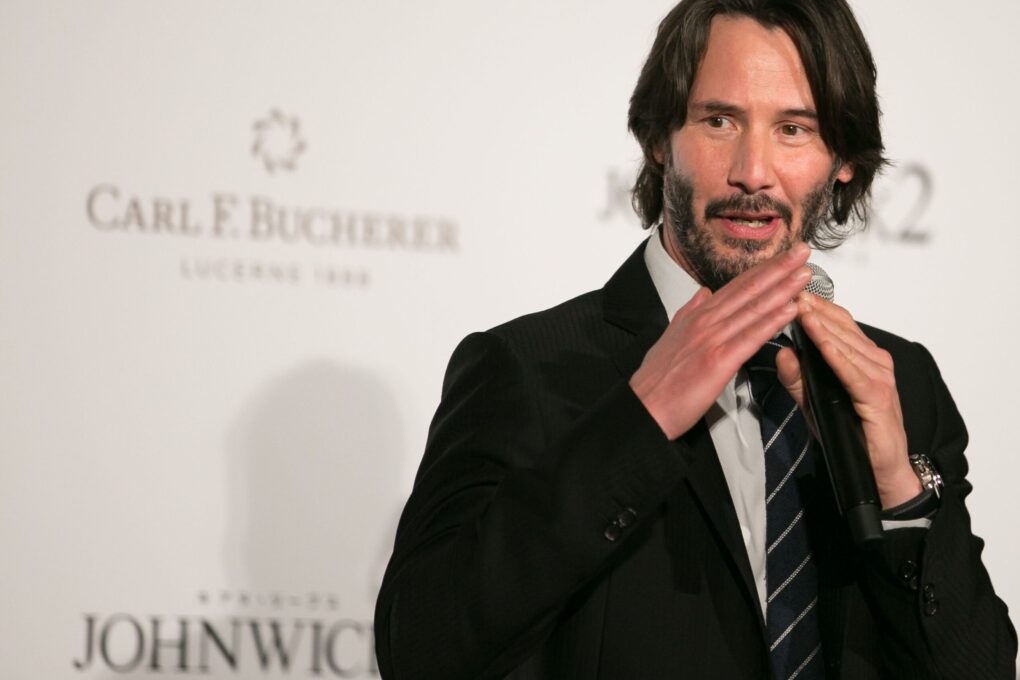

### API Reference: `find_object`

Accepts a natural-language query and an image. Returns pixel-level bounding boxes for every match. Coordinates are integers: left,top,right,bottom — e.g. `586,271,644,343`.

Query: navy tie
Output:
746,335,825,680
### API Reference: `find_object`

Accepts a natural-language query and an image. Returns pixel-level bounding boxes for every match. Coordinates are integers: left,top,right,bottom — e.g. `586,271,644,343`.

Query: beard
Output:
662,153,834,291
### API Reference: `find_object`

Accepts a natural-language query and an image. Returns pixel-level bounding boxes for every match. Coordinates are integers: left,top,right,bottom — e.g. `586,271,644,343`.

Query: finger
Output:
666,259,808,369
815,338,901,421
674,286,712,321
706,254,816,361
698,264,811,352
798,296,894,371
799,311,888,379
702,243,811,322
797,294,862,332
707,244,809,318
714,297,799,365
775,346,819,437
815,337,872,397
709,264,810,347
775,346,806,411
805,325,903,427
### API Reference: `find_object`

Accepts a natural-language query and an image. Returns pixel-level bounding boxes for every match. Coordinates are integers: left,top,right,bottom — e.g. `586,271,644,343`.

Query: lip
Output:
715,215,781,241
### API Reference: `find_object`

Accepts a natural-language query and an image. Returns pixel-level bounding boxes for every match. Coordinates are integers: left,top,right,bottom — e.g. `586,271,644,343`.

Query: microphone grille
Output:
805,262,834,302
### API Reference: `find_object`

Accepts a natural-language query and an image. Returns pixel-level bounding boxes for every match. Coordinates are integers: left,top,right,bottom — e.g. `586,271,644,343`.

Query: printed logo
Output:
85,108,460,289
252,109,306,174
72,590,378,677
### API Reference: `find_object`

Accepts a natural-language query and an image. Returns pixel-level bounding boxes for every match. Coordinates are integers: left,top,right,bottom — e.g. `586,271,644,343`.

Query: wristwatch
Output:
881,454,943,520
909,453,944,499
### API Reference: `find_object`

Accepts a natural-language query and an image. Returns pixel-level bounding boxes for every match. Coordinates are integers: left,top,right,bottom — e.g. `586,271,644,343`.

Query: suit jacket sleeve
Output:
374,331,686,679
859,341,1016,678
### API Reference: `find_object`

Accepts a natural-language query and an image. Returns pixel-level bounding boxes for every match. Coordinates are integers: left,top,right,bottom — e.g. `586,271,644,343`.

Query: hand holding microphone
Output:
777,264,923,548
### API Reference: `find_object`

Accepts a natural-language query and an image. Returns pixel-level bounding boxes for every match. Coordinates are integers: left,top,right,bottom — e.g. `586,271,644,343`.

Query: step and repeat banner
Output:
2,1,1018,677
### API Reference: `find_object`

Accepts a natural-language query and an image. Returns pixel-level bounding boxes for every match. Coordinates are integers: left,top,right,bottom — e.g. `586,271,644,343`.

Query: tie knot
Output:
744,334,792,403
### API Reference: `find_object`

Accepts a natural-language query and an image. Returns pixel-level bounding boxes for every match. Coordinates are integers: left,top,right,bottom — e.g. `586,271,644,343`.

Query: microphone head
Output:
805,262,834,302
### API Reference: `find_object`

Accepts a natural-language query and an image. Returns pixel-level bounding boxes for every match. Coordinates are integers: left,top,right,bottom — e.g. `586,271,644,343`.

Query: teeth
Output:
732,218,769,227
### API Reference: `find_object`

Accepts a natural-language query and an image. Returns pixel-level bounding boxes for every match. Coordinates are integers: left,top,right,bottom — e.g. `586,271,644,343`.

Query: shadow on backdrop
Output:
88,361,404,679
212,361,403,678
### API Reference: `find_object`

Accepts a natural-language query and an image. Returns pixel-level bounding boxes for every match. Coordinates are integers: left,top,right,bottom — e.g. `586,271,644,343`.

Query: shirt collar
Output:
643,222,703,320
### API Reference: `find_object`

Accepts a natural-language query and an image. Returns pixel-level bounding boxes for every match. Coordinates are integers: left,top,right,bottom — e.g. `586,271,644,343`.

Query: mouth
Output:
719,211,779,227
714,211,782,240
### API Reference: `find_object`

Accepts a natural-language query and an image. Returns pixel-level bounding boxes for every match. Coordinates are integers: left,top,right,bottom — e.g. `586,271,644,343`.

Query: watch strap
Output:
881,487,939,521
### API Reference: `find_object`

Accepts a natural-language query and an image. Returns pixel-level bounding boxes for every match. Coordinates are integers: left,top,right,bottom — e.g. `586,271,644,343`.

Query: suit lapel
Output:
681,420,768,633
602,240,766,635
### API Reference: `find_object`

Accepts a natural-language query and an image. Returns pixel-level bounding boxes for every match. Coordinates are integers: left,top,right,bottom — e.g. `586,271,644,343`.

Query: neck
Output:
660,219,704,287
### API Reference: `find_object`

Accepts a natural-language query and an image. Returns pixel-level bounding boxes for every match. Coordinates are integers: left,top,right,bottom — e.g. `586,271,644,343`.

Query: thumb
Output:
776,346,819,438
776,346,806,411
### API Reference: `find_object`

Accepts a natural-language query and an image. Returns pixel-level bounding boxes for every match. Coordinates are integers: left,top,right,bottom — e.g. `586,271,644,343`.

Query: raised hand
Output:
630,243,811,441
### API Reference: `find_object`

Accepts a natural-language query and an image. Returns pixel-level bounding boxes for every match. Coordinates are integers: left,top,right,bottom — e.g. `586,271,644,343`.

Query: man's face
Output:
659,15,853,290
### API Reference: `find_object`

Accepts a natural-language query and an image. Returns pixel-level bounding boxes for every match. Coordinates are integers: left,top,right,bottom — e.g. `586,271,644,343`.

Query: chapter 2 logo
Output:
596,162,935,247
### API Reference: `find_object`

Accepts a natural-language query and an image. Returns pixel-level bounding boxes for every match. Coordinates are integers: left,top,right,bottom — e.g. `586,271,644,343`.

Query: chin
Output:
702,232,795,286
717,231,788,259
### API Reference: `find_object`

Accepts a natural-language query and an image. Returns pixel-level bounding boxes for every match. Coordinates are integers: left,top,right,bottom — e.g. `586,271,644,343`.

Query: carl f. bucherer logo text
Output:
86,184,458,253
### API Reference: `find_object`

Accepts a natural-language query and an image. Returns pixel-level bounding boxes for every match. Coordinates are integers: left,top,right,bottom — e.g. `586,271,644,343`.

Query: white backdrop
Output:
2,1,1018,677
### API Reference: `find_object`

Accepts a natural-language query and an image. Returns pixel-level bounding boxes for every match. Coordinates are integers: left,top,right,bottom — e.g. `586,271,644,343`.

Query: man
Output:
375,1,1017,678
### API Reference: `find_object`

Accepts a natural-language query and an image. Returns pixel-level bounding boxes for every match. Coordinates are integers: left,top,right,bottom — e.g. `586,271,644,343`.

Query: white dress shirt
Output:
641,225,927,616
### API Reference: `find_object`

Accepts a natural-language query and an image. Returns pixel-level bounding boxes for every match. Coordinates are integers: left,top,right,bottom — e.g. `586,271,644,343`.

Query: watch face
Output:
910,454,943,497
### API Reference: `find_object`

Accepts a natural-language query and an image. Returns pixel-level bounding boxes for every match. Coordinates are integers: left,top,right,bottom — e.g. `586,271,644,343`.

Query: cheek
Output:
780,167,832,208
674,145,730,194
777,147,836,201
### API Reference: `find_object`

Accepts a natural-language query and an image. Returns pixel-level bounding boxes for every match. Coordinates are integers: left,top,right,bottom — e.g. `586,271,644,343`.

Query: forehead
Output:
689,15,815,113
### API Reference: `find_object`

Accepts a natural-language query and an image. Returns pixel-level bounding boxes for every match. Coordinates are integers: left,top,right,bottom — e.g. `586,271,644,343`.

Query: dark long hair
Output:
628,0,888,249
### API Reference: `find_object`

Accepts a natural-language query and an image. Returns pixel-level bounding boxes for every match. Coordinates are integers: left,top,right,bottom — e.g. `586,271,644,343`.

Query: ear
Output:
835,161,854,184
652,135,673,166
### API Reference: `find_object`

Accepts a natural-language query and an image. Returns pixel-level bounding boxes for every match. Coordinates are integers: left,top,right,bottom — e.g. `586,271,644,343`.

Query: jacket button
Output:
924,600,940,617
922,584,936,603
604,521,622,542
617,507,637,528
899,560,917,582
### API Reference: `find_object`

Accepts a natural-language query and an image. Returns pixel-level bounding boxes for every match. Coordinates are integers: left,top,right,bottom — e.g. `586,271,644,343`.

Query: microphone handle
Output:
790,321,884,550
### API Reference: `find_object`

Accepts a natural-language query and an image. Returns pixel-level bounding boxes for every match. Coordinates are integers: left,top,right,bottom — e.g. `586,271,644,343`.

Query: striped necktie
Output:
746,335,825,680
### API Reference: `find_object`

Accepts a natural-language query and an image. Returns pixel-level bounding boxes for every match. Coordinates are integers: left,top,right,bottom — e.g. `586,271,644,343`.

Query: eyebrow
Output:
689,99,818,120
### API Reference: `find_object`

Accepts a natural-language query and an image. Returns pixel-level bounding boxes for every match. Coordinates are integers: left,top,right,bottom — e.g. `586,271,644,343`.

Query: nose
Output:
727,129,776,194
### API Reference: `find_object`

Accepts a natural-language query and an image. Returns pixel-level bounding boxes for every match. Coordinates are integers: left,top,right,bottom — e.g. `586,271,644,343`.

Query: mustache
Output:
705,194,793,224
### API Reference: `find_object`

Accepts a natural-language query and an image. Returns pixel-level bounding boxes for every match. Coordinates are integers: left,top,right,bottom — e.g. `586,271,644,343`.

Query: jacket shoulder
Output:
483,289,625,360
858,321,935,387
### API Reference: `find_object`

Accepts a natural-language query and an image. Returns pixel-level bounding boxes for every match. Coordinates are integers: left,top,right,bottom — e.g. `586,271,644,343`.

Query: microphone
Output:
791,263,884,550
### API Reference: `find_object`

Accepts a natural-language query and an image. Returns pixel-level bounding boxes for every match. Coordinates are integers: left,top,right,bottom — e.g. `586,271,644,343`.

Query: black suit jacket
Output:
375,242,1016,679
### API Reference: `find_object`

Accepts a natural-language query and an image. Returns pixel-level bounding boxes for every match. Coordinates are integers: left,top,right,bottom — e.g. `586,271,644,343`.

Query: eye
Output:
780,124,806,137
706,116,732,129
